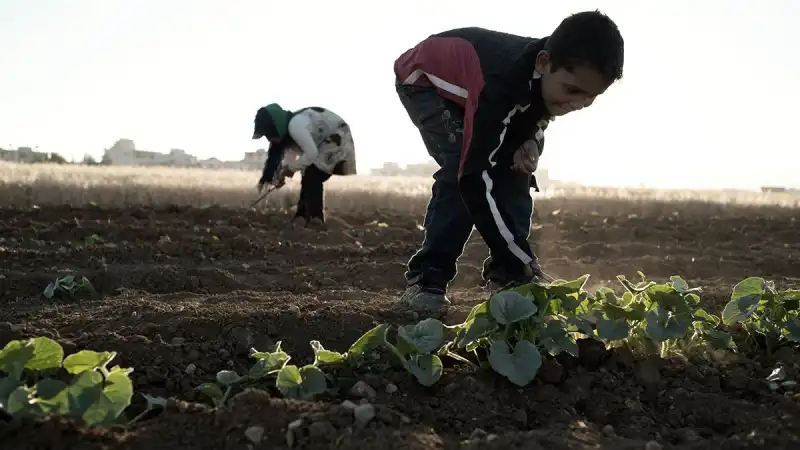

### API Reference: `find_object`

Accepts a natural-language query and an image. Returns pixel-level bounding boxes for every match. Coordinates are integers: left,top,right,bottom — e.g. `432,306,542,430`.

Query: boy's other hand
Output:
511,139,540,173
530,259,547,278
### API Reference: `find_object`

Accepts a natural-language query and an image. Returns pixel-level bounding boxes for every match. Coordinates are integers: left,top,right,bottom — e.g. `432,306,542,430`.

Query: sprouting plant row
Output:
0,337,165,427
3,273,798,426
195,273,799,403
380,273,800,388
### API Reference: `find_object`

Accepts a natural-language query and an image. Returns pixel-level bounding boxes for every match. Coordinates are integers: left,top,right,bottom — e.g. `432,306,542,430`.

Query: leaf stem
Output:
219,386,232,408
127,407,153,426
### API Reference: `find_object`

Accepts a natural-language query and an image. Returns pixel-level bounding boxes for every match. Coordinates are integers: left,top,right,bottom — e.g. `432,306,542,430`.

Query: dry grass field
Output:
1,162,799,450
2,161,799,212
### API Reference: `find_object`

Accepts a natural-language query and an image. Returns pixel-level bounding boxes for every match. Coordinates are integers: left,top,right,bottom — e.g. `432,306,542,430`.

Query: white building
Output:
102,139,198,167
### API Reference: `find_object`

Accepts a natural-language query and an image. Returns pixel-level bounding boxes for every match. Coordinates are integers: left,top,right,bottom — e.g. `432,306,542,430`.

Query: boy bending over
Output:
393,11,624,310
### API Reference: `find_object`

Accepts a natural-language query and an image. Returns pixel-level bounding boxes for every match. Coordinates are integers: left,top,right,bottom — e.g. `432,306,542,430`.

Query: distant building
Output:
0,146,54,163
102,139,199,167
370,161,437,176
97,139,269,170
761,186,799,193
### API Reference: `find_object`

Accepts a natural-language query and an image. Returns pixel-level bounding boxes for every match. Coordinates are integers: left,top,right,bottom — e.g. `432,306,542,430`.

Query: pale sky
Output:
1,0,798,189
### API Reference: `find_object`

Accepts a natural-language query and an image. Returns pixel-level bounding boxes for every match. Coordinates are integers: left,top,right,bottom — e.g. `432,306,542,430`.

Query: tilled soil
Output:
1,200,799,449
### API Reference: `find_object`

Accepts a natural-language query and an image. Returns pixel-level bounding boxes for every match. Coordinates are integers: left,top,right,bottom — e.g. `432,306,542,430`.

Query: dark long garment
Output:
397,83,537,290
295,165,332,223
294,161,349,224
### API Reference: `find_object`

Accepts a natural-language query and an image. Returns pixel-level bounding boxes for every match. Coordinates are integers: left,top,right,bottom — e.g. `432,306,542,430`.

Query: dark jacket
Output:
394,27,550,180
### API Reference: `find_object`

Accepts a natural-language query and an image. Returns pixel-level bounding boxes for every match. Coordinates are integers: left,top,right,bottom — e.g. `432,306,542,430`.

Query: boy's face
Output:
535,50,611,117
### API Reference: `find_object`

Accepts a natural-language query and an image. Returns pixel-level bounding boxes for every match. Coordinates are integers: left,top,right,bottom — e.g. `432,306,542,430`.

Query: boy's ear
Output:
535,50,552,74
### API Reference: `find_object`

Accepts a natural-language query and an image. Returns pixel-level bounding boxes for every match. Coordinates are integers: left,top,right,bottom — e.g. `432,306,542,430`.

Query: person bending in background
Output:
252,103,357,228
393,10,625,310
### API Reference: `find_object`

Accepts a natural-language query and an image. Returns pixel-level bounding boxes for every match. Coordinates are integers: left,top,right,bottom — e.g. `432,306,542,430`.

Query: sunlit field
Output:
1,162,798,214
2,160,799,449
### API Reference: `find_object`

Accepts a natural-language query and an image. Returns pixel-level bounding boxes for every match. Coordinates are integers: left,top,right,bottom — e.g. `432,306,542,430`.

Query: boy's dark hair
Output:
544,10,625,85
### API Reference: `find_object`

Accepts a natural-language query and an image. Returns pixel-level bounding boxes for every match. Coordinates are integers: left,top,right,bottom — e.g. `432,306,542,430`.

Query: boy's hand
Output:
511,139,540,173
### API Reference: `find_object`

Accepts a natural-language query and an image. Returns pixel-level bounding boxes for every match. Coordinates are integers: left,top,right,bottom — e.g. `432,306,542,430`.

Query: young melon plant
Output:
0,337,147,426
43,275,96,300
721,277,800,354
196,324,388,407
380,273,742,388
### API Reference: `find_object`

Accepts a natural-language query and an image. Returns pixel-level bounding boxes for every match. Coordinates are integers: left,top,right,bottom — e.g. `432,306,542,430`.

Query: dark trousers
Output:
397,84,535,291
295,165,331,223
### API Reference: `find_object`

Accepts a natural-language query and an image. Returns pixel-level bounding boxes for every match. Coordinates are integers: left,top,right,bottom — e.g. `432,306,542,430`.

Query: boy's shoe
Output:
400,284,451,310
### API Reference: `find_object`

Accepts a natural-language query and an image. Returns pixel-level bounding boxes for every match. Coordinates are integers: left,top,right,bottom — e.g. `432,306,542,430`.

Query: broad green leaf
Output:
35,379,67,400
245,359,270,380
539,320,579,357
310,341,346,365
645,307,691,341
602,302,646,322
566,316,594,336
781,290,800,311
0,376,21,410
43,282,58,299
215,370,242,386
196,383,224,402
596,317,630,341
275,365,301,388
81,369,134,426
407,354,443,386
455,316,495,349
670,276,702,294
348,324,389,358
488,340,542,387
547,276,590,313
721,277,766,325
595,286,615,298
5,386,37,416
617,275,656,294
693,309,721,327
698,327,736,350
781,290,800,300
786,318,800,343
63,350,116,375
509,282,547,299
489,291,538,325
466,337,489,352
464,301,489,323
248,354,287,380
251,350,290,370
0,340,36,379
398,318,445,354
276,365,327,400
548,275,589,291
65,370,105,418
25,337,64,372
35,381,70,416
646,284,694,314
